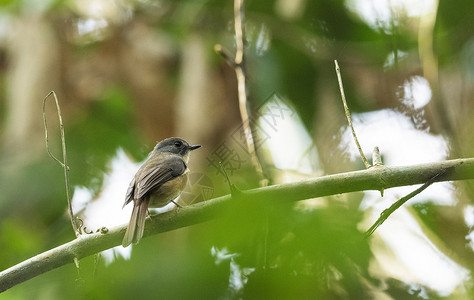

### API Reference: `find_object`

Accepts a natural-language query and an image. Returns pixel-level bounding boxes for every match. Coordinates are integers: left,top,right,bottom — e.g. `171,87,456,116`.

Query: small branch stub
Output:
214,44,234,67
372,146,383,166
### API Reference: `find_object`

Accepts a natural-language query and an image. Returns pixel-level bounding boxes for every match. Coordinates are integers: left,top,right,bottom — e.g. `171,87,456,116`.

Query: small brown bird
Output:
122,137,201,247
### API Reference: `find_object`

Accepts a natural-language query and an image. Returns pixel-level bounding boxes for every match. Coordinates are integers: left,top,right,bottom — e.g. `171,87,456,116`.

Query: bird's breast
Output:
148,172,188,208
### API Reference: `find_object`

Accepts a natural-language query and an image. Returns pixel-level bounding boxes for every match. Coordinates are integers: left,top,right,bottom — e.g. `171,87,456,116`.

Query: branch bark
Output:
1,157,473,292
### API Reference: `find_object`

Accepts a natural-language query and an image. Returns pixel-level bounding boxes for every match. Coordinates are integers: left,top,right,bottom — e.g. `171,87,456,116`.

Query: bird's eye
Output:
174,141,183,147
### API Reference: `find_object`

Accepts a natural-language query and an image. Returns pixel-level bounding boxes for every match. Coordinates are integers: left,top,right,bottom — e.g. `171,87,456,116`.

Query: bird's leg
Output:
171,199,182,208
170,200,182,215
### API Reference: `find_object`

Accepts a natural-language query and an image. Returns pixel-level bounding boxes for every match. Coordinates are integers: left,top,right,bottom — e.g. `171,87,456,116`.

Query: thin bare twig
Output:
213,44,234,67
334,60,371,169
42,91,79,236
215,0,267,186
365,169,448,237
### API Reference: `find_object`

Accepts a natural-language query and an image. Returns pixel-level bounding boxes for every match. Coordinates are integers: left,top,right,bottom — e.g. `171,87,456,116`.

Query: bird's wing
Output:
134,156,187,200
123,177,136,208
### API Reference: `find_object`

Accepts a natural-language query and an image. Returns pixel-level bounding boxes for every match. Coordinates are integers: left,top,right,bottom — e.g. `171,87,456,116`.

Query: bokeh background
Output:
0,0,473,299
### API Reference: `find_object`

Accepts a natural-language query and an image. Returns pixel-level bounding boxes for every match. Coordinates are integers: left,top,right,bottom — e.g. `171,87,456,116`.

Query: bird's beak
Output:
189,144,201,151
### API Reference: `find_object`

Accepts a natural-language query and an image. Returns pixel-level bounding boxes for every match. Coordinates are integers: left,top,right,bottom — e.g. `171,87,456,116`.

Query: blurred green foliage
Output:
67,87,142,187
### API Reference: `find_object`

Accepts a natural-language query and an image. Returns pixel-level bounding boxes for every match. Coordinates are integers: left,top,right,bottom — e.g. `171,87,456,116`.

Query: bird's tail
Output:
122,199,149,247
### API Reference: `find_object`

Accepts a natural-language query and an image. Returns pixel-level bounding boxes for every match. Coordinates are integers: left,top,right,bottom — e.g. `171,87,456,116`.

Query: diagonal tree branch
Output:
365,169,447,236
1,157,474,292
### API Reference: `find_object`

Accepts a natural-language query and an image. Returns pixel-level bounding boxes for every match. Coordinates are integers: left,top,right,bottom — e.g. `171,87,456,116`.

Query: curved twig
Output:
42,91,79,236
215,0,267,186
